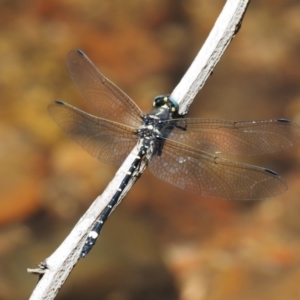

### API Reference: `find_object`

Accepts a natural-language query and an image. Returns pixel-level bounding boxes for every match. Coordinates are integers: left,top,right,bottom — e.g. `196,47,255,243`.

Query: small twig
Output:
28,1,250,299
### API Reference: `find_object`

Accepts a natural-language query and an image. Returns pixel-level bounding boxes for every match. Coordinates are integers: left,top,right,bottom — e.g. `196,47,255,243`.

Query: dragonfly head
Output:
153,95,179,113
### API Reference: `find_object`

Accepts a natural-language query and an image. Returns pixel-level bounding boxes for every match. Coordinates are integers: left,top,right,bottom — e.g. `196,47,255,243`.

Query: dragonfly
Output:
48,49,300,257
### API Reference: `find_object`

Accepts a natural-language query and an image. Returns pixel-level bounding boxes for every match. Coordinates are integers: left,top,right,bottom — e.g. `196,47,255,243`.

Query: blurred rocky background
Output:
1,0,300,299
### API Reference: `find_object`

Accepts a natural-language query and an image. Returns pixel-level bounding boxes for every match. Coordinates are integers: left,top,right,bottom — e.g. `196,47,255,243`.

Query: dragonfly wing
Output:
48,101,138,166
168,118,300,155
66,49,143,127
149,139,287,200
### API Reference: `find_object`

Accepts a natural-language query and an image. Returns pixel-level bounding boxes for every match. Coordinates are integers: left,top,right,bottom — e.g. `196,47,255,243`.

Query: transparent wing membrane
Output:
67,49,143,127
48,101,137,166
149,139,287,200
167,118,300,156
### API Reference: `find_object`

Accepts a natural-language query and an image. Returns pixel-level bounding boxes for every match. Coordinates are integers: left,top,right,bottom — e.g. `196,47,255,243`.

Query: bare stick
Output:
28,0,250,299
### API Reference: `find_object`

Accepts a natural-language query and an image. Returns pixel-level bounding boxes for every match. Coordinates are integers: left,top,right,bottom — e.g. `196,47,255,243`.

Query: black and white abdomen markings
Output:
81,97,178,257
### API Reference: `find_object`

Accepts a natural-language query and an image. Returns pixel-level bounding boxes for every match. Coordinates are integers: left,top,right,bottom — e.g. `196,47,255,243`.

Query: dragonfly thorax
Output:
137,116,162,141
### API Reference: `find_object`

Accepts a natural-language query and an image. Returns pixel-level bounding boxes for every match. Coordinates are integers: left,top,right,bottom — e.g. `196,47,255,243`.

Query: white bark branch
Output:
28,0,250,299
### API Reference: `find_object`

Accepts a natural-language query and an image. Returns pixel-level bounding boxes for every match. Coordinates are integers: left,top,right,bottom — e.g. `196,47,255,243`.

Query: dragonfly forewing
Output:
67,49,143,127
167,118,300,156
